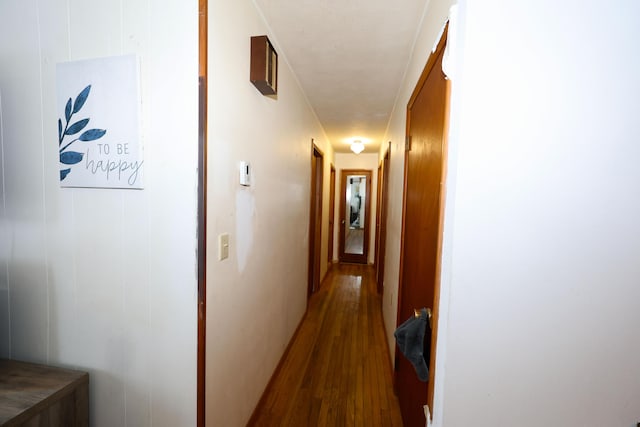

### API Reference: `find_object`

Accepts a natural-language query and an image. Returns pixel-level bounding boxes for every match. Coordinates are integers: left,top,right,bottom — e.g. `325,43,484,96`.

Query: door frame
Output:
395,25,450,422
327,164,336,270
308,141,324,296
375,142,391,294
338,169,372,264
197,0,207,425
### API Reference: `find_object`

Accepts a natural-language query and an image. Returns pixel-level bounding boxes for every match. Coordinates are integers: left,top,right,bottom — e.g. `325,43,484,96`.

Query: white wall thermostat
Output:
239,161,251,186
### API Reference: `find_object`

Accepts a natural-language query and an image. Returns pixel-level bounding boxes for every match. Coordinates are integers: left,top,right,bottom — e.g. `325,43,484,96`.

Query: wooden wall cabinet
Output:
250,35,278,95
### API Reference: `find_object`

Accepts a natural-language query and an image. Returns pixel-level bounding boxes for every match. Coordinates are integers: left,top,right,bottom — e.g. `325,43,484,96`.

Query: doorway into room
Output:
375,143,390,294
327,164,336,270
308,142,324,296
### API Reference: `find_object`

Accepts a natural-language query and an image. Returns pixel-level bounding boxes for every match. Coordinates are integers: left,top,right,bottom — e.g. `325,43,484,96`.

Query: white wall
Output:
333,152,379,264
205,0,333,425
439,1,640,425
0,1,198,426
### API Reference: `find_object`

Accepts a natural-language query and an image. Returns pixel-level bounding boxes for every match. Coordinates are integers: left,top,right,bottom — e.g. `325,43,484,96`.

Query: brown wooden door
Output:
308,143,323,296
328,165,336,269
338,169,371,264
375,144,390,294
395,33,449,426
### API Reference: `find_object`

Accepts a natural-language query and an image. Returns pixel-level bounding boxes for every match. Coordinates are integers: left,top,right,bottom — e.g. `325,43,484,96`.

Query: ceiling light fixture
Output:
350,140,365,154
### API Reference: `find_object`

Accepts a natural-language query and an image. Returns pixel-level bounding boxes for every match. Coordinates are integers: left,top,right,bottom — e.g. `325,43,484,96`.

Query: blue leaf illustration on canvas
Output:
73,85,91,114
58,84,107,181
79,129,106,141
64,99,72,122
65,118,89,135
60,151,84,165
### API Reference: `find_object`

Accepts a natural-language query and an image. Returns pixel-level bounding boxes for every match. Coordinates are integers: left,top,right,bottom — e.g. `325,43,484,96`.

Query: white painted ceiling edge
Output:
253,0,431,153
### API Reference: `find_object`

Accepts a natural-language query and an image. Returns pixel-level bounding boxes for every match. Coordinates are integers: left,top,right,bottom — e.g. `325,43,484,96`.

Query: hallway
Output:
249,264,403,426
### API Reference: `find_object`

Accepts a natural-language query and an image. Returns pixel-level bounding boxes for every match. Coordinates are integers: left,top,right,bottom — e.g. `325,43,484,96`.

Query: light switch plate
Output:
218,233,229,261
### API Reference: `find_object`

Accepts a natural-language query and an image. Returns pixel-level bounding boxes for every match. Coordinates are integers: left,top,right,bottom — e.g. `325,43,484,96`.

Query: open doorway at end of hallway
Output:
338,169,372,265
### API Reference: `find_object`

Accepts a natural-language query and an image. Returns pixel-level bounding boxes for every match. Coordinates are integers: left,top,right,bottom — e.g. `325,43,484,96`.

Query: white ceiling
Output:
254,0,429,153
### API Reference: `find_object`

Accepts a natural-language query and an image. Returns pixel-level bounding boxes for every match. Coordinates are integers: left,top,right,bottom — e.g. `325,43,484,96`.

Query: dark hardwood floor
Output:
249,264,403,426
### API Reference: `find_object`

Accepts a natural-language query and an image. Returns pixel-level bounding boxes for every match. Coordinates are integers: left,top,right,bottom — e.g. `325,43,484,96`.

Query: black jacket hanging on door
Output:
394,308,429,382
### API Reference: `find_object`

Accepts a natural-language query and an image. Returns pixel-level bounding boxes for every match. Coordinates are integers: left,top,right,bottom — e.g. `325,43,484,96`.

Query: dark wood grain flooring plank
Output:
249,264,402,427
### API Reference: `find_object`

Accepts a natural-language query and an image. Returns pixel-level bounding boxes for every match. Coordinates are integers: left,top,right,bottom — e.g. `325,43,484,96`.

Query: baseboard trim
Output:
381,299,397,390
246,306,309,426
